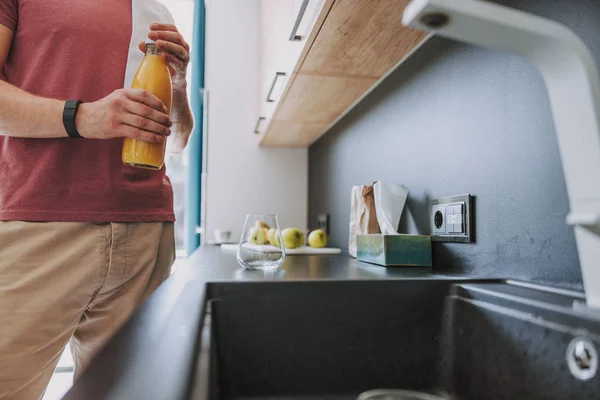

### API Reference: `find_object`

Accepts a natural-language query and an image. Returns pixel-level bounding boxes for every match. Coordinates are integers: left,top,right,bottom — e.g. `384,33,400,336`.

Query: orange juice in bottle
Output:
122,41,172,170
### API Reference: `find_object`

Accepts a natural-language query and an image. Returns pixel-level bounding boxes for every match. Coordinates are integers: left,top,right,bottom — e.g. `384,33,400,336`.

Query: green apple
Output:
274,233,282,248
308,229,328,248
249,226,267,245
255,220,270,230
281,228,303,249
267,228,279,247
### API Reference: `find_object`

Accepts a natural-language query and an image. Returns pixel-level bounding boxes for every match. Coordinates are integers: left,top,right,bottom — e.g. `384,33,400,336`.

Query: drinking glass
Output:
356,390,448,400
237,214,285,269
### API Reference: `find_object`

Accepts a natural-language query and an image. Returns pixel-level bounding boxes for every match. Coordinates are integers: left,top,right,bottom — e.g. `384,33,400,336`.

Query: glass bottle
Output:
122,42,172,170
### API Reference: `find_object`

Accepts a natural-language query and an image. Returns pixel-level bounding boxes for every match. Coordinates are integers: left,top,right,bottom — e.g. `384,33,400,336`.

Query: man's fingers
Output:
164,53,185,71
121,113,171,136
148,31,189,51
125,99,171,127
150,23,178,32
156,40,188,62
125,89,168,113
137,41,146,53
121,124,165,143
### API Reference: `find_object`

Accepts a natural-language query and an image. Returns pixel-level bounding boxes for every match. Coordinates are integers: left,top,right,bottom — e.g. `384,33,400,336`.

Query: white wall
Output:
204,0,308,241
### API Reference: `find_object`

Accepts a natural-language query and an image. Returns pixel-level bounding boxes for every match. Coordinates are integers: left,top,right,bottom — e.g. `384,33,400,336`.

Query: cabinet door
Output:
258,0,292,126
257,0,325,136
287,0,326,67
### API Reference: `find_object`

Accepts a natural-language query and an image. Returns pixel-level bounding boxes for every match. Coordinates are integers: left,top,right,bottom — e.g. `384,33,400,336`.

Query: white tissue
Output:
373,181,408,235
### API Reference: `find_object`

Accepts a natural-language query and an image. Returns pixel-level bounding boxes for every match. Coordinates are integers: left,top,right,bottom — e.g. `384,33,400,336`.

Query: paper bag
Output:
349,184,381,258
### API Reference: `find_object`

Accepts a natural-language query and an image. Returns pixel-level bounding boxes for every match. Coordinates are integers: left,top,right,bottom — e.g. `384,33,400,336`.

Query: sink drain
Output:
566,337,598,381
357,389,447,400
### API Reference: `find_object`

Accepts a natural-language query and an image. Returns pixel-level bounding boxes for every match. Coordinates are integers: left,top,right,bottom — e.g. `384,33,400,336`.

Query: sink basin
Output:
193,280,600,400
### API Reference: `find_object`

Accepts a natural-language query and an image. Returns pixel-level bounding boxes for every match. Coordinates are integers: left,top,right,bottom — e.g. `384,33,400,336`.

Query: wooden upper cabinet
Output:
276,74,378,123
259,0,429,147
301,0,427,77
256,0,327,137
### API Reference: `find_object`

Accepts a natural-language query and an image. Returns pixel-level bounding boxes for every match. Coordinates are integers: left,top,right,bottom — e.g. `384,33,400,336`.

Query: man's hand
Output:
136,23,194,153
138,23,190,89
76,89,172,143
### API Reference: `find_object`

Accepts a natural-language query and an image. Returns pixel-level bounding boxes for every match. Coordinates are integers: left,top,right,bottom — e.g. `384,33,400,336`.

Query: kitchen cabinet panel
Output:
259,0,430,147
258,0,329,125
261,121,329,147
275,73,377,124
258,0,296,121
300,0,428,77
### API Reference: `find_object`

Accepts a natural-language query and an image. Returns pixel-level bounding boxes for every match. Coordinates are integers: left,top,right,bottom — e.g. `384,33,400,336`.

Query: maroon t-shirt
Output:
0,0,175,222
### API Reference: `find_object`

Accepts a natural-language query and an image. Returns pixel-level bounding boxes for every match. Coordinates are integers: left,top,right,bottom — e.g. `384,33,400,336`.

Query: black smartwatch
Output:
62,100,84,138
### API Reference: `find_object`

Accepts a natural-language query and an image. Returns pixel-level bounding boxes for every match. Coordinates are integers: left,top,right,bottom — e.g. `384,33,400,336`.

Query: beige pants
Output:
0,221,175,400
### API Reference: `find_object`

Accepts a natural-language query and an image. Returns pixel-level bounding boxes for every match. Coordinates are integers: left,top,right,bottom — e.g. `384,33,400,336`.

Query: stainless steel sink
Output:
192,280,600,399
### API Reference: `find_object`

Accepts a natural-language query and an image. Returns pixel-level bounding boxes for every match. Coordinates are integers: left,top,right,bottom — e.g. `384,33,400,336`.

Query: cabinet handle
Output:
266,72,286,103
254,117,266,134
289,0,310,41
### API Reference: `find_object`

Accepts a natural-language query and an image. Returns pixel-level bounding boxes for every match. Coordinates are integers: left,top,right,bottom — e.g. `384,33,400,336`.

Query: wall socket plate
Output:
317,213,330,234
430,194,474,243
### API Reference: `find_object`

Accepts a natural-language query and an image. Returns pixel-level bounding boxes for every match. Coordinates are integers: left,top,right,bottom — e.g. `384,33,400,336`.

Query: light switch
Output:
453,223,464,233
430,195,474,243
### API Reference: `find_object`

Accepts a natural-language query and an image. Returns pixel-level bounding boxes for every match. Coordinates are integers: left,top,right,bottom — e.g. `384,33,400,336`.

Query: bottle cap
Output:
145,39,157,45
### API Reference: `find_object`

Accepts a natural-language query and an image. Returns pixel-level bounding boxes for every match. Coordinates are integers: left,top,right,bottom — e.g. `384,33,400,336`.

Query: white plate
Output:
221,243,341,255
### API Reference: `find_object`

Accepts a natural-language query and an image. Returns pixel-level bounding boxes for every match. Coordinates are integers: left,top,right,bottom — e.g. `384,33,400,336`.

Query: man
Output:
0,0,193,398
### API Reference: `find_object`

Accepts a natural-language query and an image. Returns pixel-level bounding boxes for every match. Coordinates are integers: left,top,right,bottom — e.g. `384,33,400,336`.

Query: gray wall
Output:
309,0,600,291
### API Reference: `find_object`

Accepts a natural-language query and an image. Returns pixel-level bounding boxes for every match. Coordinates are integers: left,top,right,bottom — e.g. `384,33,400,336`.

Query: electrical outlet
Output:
317,213,330,234
432,204,447,234
430,194,474,243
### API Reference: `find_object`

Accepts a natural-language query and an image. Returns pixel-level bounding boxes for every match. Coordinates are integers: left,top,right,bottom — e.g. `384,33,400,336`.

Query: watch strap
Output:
63,100,84,138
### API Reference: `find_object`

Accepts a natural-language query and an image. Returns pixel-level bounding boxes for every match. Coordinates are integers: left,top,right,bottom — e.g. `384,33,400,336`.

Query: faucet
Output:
403,0,600,308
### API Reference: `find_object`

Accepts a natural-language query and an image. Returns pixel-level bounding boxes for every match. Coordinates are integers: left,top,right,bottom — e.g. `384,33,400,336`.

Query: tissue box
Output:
356,234,432,267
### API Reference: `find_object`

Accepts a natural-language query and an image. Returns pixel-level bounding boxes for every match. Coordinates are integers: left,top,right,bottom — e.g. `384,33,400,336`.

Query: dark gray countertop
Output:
63,246,480,400
179,245,471,282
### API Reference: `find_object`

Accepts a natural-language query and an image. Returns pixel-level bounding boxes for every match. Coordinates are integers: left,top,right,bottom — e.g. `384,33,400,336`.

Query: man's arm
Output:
0,25,67,139
0,25,172,143
170,79,194,152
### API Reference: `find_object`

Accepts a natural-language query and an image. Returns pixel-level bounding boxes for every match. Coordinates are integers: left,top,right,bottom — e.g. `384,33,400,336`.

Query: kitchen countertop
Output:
63,245,478,400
